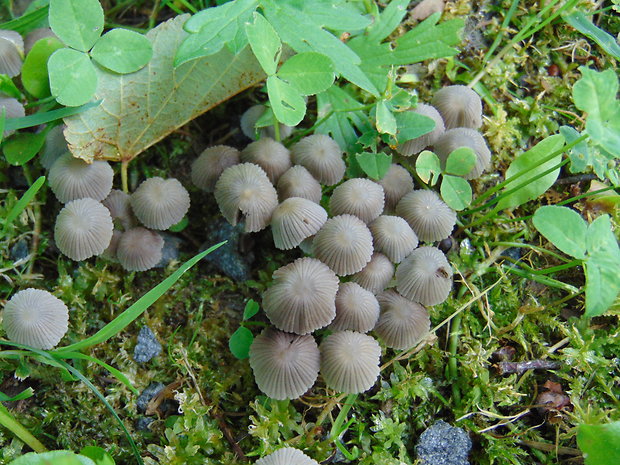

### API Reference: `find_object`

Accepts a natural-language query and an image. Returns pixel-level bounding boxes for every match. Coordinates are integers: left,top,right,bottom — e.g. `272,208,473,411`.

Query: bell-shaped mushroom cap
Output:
431,85,482,129
329,179,385,223
0,30,24,77
377,164,414,211
291,134,345,186
396,246,453,306
375,290,430,350
370,215,418,263
240,104,294,141
249,328,320,400
3,289,69,350
130,177,190,230
40,125,68,170
191,145,240,193
276,165,322,204
351,252,394,294
398,104,446,156
116,227,164,271
24,27,57,55
313,215,374,276
271,197,328,250
48,153,114,203
55,198,114,261
263,257,339,334
395,190,456,242
331,282,380,333
214,162,278,233
433,128,491,180
0,98,25,137
241,137,291,183
102,189,135,230
255,448,319,465
320,331,381,394
101,229,123,261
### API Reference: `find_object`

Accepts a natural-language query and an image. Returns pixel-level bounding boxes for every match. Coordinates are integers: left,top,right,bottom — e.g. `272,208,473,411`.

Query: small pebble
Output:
133,326,162,363
136,382,165,413
204,218,251,282
135,416,155,432
155,232,182,268
416,420,472,465
10,239,29,262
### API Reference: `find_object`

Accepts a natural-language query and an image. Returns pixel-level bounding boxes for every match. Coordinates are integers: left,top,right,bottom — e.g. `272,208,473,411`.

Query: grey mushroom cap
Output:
370,215,419,263
329,178,385,223
48,153,114,203
313,214,374,276
291,134,345,186
3,289,69,350
320,331,381,394
255,447,319,465
431,85,482,130
375,290,430,350
276,165,322,204
263,257,339,335
54,198,114,261
395,190,456,242
130,177,190,230
40,125,69,170
350,252,394,294
0,30,24,77
101,229,123,261
191,145,240,193
433,128,491,180
241,137,292,183
240,104,294,141
24,27,57,55
377,164,414,211
271,197,328,250
214,162,279,233
397,104,445,156
331,282,380,333
102,189,136,230
396,246,453,306
249,328,320,400
116,227,164,272
0,98,25,137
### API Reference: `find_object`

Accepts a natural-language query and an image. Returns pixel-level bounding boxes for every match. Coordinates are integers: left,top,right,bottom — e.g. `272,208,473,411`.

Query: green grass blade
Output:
4,101,101,132
483,0,519,63
563,11,620,60
57,352,139,395
0,6,49,34
2,176,46,235
0,403,47,453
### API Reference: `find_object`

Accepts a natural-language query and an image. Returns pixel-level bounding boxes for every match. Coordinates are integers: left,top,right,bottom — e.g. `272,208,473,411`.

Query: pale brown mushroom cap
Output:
249,328,320,400
395,190,456,242
0,97,25,137
40,125,68,170
291,134,345,186
271,197,328,250
320,331,381,394
241,137,291,183
214,163,279,233
48,153,114,203
396,246,453,306
240,104,293,141
130,177,190,230
116,227,164,271
375,290,430,349
276,165,322,204
54,198,114,261
377,164,414,212
102,189,136,230
3,289,69,350
0,30,23,77
431,85,482,129
433,128,491,180
101,229,123,261
369,215,419,263
350,252,394,294
398,104,445,156
313,215,374,276
255,447,319,465
263,257,339,334
331,282,380,333
191,145,240,193
329,178,385,223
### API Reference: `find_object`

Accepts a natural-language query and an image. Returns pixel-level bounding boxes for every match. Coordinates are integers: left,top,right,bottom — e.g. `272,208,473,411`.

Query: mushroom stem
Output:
121,160,129,193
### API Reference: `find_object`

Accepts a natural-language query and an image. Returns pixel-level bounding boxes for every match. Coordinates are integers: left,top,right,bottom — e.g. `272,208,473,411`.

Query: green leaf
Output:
90,29,153,74
245,12,281,76
563,11,620,61
440,175,472,211
229,326,253,359
375,100,397,135
532,206,587,259
48,48,98,106
79,447,115,465
586,111,620,155
4,101,100,132
355,152,392,180
3,132,47,166
49,0,104,52
445,147,477,176
0,75,23,99
0,387,34,402
394,111,435,144
0,108,4,143
277,52,334,95
415,150,441,186
168,216,189,232
577,421,620,465
0,6,49,35
497,134,565,210
243,299,260,320
560,125,591,173
266,74,306,126
2,176,46,233
573,67,618,122
292,0,372,32
8,451,96,465
21,37,64,98
365,0,409,43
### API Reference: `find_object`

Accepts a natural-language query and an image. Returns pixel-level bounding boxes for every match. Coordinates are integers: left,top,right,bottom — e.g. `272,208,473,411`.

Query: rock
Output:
155,232,182,268
203,218,251,282
136,382,165,413
135,416,155,431
133,326,162,363
416,420,472,465
10,239,29,262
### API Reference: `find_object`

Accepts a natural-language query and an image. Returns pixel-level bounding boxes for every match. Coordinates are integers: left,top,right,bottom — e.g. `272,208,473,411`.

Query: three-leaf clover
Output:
228,299,260,360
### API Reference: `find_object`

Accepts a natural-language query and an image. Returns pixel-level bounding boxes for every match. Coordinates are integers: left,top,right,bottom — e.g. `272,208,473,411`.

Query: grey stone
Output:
136,382,165,413
416,420,471,465
155,232,182,268
133,326,162,363
135,416,155,431
203,218,251,282
10,239,29,262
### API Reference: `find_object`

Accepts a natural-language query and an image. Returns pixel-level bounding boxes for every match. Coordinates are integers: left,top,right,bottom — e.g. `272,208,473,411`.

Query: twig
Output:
497,360,561,375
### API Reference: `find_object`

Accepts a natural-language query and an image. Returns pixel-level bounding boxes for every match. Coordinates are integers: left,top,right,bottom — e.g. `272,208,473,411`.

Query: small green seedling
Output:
577,421,620,465
229,299,260,360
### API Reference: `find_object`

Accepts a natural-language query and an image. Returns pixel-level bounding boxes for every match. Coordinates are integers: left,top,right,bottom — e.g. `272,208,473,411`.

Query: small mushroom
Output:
0,98,25,137
241,137,292,183
369,215,419,263
329,178,385,223
255,447,319,465
375,290,430,349
331,282,380,333
130,177,190,230
48,153,114,203
0,30,24,77
396,246,453,306
116,227,164,272
24,27,57,55
291,134,345,186
101,229,123,261
433,128,491,180
350,252,394,294
431,85,482,129
240,104,294,141
377,164,415,211
271,197,328,250
40,125,68,170
276,165,323,204
102,189,136,230
397,104,445,156
191,145,240,193
396,190,456,242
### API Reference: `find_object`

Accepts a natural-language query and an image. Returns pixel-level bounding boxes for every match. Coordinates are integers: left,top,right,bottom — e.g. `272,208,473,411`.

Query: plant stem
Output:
0,403,47,453
448,312,463,407
330,394,357,439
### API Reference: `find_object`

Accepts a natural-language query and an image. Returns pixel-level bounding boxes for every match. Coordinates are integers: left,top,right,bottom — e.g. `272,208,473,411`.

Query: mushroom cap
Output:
329,178,385,223
313,215,374,276
241,137,292,183
0,98,25,137
395,246,453,305
377,164,414,212
255,448,319,465
249,328,320,400
40,125,68,170
48,153,114,203
350,252,394,294
240,104,294,141
395,190,456,242
369,215,419,263
101,229,123,261
102,189,136,230
0,30,24,77
271,197,328,250
24,27,57,55
54,198,114,261
214,163,279,233
431,85,482,129
3,288,69,349
191,145,240,193
116,227,164,271
375,290,430,350
331,282,380,333
130,177,190,230
397,104,445,156
276,165,322,204
291,134,345,186
433,128,491,180
263,257,339,334
320,331,381,394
